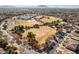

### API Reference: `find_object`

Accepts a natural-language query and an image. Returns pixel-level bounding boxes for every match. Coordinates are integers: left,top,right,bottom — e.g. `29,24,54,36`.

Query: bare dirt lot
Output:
22,26,57,48
40,16,61,23
15,20,42,27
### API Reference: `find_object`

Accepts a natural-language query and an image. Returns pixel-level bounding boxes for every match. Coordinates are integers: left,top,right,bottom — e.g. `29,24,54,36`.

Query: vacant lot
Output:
15,20,42,27
40,16,60,23
22,26,57,48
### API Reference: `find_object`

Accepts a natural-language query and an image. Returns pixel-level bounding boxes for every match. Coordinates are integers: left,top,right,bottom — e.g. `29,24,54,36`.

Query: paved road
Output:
49,35,66,54
49,25,75,54
49,30,74,54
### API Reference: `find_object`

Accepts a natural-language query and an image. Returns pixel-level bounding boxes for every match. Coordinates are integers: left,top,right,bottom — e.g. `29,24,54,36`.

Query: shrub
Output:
4,46,17,54
14,25,24,35
25,26,30,30
0,39,8,49
63,18,67,22
33,24,39,28
27,32,35,38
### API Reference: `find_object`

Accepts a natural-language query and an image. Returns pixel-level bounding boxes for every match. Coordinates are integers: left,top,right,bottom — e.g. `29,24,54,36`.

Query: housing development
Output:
0,6,79,54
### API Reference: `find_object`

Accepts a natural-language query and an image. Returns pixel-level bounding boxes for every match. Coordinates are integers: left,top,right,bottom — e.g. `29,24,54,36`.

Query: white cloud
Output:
0,0,79,5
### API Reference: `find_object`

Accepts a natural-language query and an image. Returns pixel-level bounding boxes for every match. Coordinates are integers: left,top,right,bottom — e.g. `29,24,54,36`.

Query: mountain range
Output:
0,5,79,8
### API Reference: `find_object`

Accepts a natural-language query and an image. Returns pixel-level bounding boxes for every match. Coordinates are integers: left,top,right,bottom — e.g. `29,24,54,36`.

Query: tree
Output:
25,26,30,30
14,25,24,31
4,46,17,54
3,24,7,30
14,25,24,35
27,32,35,38
33,24,39,28
75,44,79,54
27,32,38,47
51,21,58,26
0,39,8,49
20,25,24,30
63,18,67,22
75,30,79,34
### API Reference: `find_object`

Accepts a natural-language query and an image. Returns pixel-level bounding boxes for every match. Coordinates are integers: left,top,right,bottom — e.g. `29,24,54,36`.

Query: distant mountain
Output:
0,5,79,8
36,5,79,8
0,5,16,8
37,5,48,7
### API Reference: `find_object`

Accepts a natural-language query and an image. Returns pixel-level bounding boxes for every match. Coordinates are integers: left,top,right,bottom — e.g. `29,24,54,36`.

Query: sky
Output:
0,0,79,5
0,0,79,8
